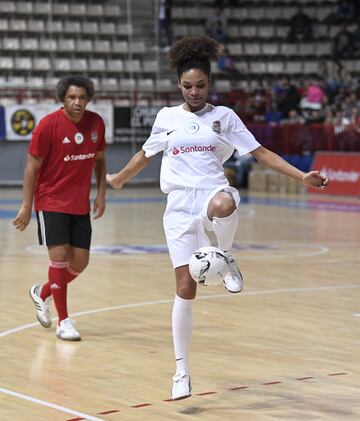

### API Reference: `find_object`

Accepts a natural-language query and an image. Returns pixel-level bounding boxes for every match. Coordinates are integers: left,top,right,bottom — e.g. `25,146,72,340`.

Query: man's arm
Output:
92,150,106,219
12,154,43,231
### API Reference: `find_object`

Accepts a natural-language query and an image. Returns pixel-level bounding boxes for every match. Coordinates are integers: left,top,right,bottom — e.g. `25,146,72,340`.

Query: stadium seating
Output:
0,0,358,98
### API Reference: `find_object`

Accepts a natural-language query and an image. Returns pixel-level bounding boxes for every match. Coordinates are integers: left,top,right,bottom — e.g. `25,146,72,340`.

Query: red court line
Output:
98,410,120,415
262,381,282,385
65,371,350,419
328,372,348,376
131,403,152,408
196,391,217,396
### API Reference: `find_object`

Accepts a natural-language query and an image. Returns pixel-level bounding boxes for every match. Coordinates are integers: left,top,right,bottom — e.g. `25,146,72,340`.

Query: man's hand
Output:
93,195,105,220
12,206,32,231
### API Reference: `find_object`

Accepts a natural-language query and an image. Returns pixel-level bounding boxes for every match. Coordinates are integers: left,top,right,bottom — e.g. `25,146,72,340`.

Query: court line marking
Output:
1,287,357,420
1,284,360,339
25,242,329,259
2,195,360,214
0,387,105,421
63,372,349,420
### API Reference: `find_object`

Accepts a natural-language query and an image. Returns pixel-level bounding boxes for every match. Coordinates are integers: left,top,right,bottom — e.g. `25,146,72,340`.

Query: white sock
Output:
212,209,238,252
172,294,194,375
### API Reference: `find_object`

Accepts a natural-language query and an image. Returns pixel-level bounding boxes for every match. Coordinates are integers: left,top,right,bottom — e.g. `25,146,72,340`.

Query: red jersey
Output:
29,108,106,214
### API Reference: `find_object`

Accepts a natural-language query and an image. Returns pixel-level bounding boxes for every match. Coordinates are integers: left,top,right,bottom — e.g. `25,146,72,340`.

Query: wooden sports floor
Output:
1,187,359,421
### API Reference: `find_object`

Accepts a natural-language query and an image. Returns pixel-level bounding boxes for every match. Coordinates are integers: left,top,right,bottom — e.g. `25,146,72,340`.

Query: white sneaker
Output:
172,372,191,400
223,253,244,293
29,284,52,328
56,318,81,341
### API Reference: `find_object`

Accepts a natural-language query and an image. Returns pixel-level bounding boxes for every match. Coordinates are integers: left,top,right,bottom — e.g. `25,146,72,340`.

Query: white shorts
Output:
163,186,240,268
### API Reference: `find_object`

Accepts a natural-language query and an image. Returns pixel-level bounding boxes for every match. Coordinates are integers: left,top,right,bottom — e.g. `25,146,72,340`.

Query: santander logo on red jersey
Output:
64,153,95,162
172,145,216,155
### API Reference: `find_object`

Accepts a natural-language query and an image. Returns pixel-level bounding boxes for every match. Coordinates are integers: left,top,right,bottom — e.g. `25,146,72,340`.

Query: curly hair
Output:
168,36,221,79
56,74,95,102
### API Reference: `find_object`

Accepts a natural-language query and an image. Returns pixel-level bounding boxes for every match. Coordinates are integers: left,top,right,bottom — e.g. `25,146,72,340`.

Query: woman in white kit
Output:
107,36,328,400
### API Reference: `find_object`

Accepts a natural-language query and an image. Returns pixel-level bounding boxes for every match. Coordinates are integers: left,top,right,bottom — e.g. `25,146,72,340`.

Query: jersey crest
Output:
74,132,84,144
185,121,199,134
212,120,221,134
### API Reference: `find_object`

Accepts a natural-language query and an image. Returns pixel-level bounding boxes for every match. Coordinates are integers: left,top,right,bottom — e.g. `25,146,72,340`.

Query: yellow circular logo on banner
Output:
11,109,36,136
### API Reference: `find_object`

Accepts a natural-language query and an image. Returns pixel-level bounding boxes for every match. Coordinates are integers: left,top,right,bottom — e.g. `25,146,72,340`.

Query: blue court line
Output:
242,196,360,213
1,195,360,219
0,197,166,219
0,197,165,205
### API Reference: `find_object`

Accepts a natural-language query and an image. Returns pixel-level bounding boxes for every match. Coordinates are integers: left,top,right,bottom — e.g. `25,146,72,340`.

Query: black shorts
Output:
36,211,92,250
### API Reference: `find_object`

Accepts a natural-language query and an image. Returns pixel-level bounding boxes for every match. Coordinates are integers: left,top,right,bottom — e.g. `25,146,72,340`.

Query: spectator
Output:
273,76,301,119
324,0,355,33
158,0,172,50
281,109,306,125
333,109,351,126
324,105,336,124
332,24,354,59
217,46,240,80
327,60,352,96
318,61,329,81
287,6,313,42
349,106,359,124
336,0,355,22
264,101,283,124
300,78,327,123
340,92,359,120
251,91,267,121
205,7,228,44
223,151,253,187
301,77,327,108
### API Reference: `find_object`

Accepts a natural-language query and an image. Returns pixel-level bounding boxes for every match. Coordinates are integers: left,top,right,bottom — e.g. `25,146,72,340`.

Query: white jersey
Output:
142,103,261,193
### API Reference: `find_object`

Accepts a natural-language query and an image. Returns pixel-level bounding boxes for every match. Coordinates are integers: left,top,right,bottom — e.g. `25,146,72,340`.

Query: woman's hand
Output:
303,171,329,189
106,173,124,189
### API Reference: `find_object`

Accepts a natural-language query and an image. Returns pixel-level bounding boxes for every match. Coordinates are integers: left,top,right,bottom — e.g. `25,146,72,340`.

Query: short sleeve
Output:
28,117,52,159
96,115,106,151
142,108,169,158
225,110,261,155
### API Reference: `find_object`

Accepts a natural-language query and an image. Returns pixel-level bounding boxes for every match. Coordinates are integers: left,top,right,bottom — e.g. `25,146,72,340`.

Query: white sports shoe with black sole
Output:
29,284,52,328
56,318,81,341
172,372,192,400
223,253,244,293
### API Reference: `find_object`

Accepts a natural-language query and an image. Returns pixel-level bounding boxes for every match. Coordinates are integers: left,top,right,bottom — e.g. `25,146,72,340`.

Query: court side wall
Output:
0,142,162,186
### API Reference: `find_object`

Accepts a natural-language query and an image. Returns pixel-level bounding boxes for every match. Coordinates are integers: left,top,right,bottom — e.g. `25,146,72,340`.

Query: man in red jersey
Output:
13,75,106,341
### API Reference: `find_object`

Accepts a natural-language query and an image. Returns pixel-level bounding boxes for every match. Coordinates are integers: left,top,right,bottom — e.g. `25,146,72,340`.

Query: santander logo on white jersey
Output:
64,153,95,162
172,145,216,155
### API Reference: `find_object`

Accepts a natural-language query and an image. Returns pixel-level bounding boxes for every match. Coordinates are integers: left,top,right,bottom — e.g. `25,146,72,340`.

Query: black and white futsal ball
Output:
189,246,229,286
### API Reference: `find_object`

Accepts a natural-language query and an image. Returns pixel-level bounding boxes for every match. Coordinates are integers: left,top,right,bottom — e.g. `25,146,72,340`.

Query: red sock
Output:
40,282,52,301
64,265,81,284
40,263,80,300
48,260,70,323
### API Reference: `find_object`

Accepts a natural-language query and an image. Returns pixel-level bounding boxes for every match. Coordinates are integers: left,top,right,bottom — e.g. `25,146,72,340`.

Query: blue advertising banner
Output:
0,105,6,140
